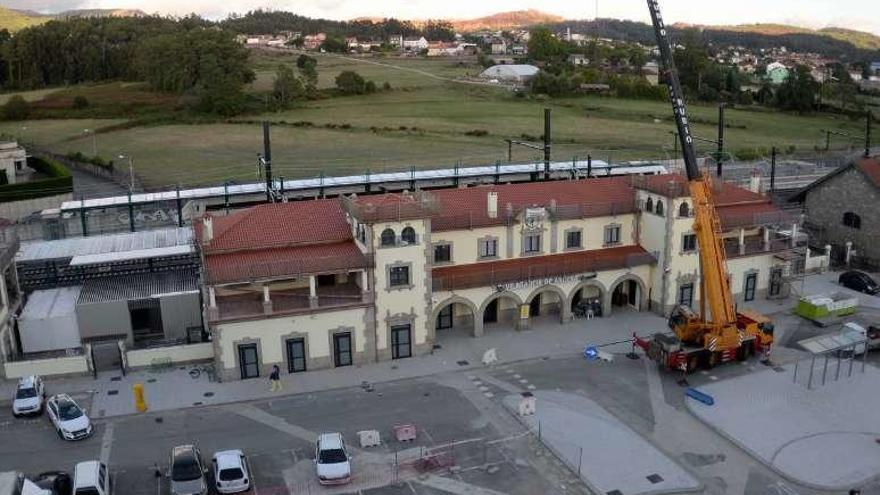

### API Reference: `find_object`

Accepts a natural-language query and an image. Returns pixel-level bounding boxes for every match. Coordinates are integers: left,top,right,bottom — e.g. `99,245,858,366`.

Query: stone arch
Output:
524,284,569,323
479,291,523,330
432,295,480,337
380,228,396,246
567,279,608,317
607,273,649,315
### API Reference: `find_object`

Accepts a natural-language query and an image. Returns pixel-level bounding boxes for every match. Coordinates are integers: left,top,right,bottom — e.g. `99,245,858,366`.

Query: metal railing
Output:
206,253,373,285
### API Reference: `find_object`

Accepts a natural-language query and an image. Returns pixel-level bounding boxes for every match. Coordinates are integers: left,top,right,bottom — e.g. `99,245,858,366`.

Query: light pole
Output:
83,128,97,155
119,154,134,191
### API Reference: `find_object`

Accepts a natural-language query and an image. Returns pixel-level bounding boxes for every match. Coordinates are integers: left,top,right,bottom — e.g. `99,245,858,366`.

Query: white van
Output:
72,462,111,495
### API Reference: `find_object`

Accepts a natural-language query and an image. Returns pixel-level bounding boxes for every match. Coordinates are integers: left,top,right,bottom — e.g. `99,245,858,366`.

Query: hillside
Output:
0,6,50,32
452,9,564,32
57,9,147,19
674,22,880,51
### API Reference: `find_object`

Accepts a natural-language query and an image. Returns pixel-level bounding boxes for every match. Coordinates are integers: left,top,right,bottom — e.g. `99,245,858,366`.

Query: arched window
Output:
401,226,416,244
645,197,653,213
843,212,862,230
678,202,690,218
380,228,396,246
655,200,664,216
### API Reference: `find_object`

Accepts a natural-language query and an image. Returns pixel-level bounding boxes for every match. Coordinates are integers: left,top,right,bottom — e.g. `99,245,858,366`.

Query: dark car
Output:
32,471,73,495
839,271,879,295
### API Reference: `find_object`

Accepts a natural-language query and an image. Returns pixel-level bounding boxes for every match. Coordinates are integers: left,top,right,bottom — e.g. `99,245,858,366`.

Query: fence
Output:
3,352,89,379
125,342,214,369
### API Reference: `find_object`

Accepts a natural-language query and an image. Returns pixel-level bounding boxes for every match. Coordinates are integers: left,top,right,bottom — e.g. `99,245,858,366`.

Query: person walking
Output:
269,364,282,392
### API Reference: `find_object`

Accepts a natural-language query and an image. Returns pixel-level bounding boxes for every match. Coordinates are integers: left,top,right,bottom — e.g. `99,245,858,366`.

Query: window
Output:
679,202,690,218
391,324,412,359
744,272,758,301
645,197,653,212
524,234,541,253
380,228,396,246
843,212,862,229
479,238,498,258
333,332,352,367
655,200,664,216
565,230,582,249
401,226,417,244
357,224,366,244
604,225,621,245
678,283,694,308
769,268,783,297
389,265,410,287
433,243,451,263
682,233,697,252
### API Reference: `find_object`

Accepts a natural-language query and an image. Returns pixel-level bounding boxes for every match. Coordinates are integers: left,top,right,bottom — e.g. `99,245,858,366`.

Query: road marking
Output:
100,422,115,465
416,474,510,495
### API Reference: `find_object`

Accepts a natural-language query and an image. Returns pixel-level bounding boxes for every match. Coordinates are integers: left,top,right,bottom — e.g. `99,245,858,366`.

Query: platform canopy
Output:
798,327,867,355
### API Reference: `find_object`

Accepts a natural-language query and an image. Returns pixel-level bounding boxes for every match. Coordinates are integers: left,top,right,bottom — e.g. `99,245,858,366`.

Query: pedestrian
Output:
269,364,282,392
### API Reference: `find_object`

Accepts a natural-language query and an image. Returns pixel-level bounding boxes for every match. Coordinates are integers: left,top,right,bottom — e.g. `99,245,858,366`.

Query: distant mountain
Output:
0,6,50,32
57,8,147,19
452,9,564,32
673,23,880,51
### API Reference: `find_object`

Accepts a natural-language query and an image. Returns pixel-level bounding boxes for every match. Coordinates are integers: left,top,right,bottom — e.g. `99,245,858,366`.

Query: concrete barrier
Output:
125,342,214,369
3,355,89,379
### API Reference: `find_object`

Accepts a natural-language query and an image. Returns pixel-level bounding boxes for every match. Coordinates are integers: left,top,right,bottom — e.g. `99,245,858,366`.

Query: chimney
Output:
202,216,213,244
487,192,498,219
749,168,762,193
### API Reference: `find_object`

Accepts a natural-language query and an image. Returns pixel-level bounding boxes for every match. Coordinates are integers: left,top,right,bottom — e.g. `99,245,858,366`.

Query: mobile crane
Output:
633,0,774,372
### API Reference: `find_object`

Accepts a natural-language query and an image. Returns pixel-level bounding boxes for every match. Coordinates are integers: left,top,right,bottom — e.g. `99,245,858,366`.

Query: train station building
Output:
197,174,803,381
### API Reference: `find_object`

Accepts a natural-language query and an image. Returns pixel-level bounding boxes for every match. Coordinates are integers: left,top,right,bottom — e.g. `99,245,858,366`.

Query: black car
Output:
32,471,73,495
839,271,880,295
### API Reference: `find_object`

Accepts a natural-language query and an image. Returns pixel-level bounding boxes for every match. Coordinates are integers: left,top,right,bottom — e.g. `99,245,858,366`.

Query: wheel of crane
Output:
736,345,748,362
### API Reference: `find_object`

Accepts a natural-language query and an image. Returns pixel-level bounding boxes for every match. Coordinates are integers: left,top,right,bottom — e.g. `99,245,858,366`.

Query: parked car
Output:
12,376,45,417
315,433,351,485
73,461,110,495
46,395,92,441
169,445,207,495
0,472,52,495
839,271,879,295
31,471,72,495
211,450,250,494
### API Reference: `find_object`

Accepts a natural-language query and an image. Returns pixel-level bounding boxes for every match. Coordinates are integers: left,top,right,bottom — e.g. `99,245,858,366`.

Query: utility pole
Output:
770,146,777,194
867,110,873,158
716,103,725,177
543,108,552,180
262,121,273,202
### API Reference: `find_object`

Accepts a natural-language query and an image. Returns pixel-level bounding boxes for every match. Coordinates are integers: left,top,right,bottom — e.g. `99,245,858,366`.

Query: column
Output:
207,286,219,320
309,275,319,309
360,270,371,303
763,227,771,251
790,223,799,248
738,228,746,256
262,284,272,315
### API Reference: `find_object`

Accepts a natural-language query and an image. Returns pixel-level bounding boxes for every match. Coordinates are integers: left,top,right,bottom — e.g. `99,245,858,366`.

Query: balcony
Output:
211,279,368,323
724,236,796,259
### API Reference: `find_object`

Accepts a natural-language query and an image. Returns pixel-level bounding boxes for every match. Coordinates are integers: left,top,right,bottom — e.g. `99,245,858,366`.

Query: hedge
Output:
0,155,73,203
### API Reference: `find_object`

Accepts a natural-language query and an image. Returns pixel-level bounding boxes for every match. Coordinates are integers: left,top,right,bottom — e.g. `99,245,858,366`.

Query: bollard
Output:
134,383,148,413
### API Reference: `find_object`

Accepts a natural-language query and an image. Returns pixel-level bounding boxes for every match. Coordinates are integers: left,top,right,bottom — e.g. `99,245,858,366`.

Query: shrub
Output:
2,95,29,120
465,129,489,137
365,80,377,94
335,71,366,95
382,81,392,91
72,95,90,109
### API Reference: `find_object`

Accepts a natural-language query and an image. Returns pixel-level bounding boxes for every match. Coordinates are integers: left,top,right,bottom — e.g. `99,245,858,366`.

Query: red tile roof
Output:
432,245,655,292
198,200,352,253
790,155,880,202
855,157,880,188
205,241,369,284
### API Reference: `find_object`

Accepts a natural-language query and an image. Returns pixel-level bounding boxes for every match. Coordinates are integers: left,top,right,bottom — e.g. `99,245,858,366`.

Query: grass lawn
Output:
0,53,870,191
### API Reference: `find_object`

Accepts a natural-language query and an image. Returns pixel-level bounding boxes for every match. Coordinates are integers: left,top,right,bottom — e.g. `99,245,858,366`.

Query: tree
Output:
335,70,366,95
296,54,318,95
527,27,567,64
673,29,709,95
272,64,304,109
774,64,819,113
72,95,89,109
365,80,377,93
2,95,29,120
320,36,347,53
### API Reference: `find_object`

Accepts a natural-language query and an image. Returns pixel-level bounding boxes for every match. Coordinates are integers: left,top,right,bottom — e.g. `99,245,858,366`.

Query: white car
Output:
315,433,351,485
46,394,92,441
73,460,111,495
12,375,45,417
211,450,250,494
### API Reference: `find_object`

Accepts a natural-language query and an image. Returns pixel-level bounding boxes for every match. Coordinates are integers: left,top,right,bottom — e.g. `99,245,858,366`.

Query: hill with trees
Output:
0,7,50,32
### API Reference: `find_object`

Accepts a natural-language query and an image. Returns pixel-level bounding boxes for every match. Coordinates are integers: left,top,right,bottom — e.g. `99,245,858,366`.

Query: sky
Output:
7,0,880,36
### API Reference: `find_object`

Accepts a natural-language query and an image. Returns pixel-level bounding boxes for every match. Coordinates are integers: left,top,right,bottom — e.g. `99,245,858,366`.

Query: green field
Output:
0,51,869,190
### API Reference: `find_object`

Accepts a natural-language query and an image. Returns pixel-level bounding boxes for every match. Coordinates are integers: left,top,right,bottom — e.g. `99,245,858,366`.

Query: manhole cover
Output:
155,417,163,423
107,390,118,396
193,402,203,406
147,378,157,383
607,491,623,495
773,366,786,373
456,360,469,366
647,474,664,484
110,377,122,382
203,392,214,398
432,344,442,350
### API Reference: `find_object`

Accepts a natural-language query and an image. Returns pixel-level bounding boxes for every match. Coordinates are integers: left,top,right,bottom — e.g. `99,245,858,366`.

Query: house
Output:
511,45,527,56
642,62,660,85
346,36,359,50
403,36,428,51
426,42,462,57
871,62,880,75
766,62,790,85
389,34,403,48
789,156,880,268
568,54,589,66
197,175,799,381
480,64,540,84
490,39,507,55
0,141,27,185
302,33,327,51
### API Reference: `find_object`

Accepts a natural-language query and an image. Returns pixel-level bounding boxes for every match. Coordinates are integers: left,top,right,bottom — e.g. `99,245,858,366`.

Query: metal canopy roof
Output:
17,227,193,262
20,286,82,320
798,327,867,354
69,245,194,266
78,271,199,304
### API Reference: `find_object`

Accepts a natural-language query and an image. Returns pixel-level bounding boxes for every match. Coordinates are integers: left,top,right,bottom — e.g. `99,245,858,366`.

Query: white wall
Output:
3,355,89,379
126,343,214,369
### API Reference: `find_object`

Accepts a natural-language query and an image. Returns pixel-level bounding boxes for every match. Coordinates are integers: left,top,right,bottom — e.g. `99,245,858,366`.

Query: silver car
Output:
169,445,207,495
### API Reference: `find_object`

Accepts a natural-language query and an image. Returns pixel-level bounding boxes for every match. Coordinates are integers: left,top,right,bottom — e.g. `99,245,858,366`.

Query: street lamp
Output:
83,128,97,155
118,153,134,191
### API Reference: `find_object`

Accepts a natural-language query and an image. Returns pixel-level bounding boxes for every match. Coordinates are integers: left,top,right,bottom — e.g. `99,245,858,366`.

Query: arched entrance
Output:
479,291,523,333
433,297,479,338
609,275,648,314
525,285,568,324
568,281,606,318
